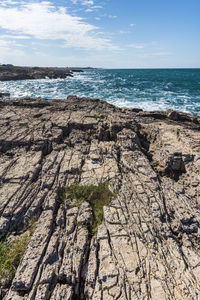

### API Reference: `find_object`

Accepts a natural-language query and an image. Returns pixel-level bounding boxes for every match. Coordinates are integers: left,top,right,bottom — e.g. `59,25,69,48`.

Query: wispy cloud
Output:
119,30,130,34
1,0,20,5
1,34,31,39
81,0,94,5
72,0,103,13
138,52,173,58
0,1,118,50
151,52,173,56
0,39,25,48
0,38,25,62
71,0,95,6
128,44,145,49
108,15,117,19
85,5,102,13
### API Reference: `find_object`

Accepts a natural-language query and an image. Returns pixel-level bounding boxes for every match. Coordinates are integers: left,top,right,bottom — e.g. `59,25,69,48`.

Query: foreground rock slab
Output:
0,96,200,300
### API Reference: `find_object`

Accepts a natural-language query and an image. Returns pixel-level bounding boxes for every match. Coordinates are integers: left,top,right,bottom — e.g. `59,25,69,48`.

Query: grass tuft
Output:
26,218,37,236
0,223,36,287
57,187,67,204
65,182,115,235
19,123,28,128
95,115,105,120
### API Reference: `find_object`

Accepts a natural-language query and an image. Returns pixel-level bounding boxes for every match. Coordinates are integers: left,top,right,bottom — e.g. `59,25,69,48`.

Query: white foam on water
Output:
0,69,199,116
112,97,171,112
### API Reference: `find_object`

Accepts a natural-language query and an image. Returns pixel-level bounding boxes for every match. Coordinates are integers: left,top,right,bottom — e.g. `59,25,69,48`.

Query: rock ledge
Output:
0,96,199,300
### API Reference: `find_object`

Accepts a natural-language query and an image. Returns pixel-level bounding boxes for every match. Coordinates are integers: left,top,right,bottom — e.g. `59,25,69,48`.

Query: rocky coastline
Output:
0,65,83,81
0,96,200,299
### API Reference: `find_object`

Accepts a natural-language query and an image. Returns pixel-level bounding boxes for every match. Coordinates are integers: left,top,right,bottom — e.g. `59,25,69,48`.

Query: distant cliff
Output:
0,96,200,299
0,65,83,81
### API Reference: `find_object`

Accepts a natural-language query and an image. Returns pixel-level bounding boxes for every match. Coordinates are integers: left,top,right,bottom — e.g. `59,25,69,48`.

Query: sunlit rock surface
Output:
0,96,199,300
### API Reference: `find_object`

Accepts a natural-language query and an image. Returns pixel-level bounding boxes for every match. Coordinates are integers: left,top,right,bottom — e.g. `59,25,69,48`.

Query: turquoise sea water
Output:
0,68,200,115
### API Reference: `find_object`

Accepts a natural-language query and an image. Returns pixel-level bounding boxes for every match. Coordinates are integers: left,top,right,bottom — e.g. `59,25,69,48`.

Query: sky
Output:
0,0,200,68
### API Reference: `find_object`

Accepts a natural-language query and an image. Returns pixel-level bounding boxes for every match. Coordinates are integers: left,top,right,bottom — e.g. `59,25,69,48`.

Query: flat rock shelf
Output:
0,96,200,300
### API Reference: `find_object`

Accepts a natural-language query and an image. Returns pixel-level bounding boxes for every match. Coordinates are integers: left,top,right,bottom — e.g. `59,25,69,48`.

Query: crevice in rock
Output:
136,128,153,162
21,194,63,298
42,140,53,156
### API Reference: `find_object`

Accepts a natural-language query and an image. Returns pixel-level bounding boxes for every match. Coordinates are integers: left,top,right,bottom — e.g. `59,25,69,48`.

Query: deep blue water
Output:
0,68,200,115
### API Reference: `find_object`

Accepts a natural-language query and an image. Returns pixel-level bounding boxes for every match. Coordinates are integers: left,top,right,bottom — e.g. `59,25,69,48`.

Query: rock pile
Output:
0,96,199,299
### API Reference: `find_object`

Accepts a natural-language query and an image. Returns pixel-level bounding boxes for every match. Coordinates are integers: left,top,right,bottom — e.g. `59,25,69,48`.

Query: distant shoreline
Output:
0,65,84,82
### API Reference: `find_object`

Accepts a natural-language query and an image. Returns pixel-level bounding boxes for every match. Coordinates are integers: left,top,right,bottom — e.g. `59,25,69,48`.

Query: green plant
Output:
0,235,29,286
57,187,67,204
95,115,105,120
19,123,28,128
0,225,36,287
26,218,37,236
66,182,115,235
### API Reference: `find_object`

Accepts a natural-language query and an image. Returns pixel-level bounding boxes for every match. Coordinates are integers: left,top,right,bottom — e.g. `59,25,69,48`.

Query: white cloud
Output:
0,39,23,47
1,34,31,39
130,24,135,27
85,8,93,12
81,0,94,5
0,47,25,57
108,15,117,19
138,52,173,59
0,39,25,63
1,0,20,6
0,40,11,47
128,44,145,49
0,1,117,50
151,52,172,56
119,30,130,34
71,0,95,5
85,5,102,12
92,6,102,9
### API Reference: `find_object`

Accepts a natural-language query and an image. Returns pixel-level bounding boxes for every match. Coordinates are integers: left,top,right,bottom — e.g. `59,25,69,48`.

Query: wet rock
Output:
0,93,10,98
167,109,179,120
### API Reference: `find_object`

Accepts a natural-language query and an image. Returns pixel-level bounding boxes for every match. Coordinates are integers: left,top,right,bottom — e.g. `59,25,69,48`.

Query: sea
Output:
0,68,200,115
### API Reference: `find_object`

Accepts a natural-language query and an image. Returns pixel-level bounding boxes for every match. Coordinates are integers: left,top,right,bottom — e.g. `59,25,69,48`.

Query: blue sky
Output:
0,0,199,68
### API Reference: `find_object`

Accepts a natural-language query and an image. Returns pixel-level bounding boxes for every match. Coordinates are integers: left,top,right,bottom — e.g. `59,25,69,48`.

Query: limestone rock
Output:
0,96,199,299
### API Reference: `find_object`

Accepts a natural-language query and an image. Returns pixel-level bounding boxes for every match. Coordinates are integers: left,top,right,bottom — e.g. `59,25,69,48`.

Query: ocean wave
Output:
0,69,200,115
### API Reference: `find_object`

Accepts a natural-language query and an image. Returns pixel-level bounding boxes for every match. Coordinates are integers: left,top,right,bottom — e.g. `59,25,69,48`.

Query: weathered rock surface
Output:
0,65,83,81
0,96,200,299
